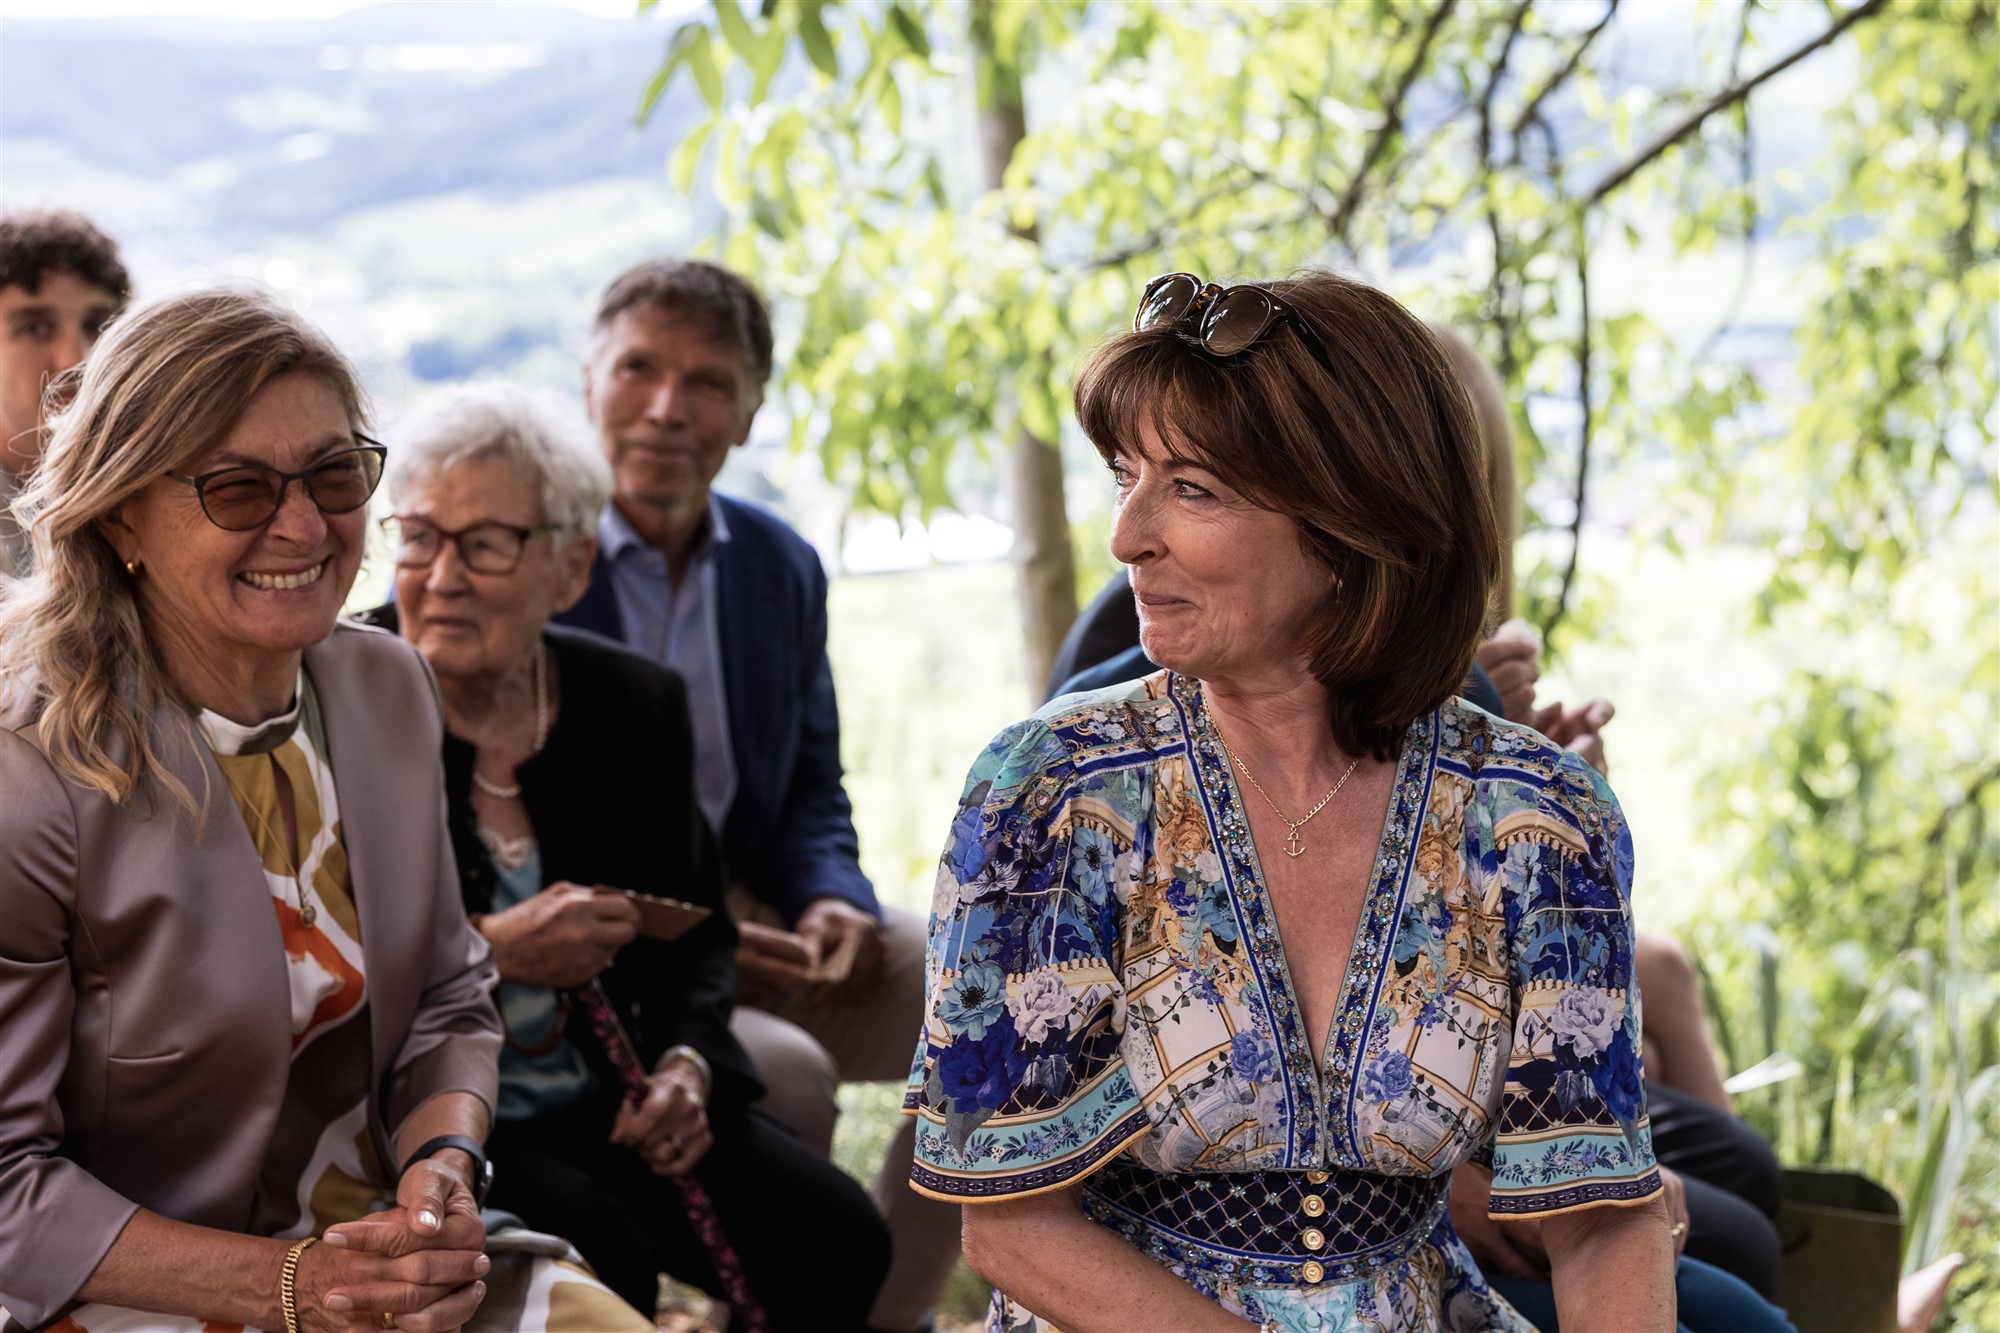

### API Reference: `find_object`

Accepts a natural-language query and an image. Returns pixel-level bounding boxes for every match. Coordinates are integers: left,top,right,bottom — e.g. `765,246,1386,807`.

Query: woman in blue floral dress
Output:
904,272,1674,1332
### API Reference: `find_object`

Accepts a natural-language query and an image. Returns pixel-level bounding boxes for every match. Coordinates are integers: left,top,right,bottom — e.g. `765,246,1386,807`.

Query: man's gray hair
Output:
386,381,611,542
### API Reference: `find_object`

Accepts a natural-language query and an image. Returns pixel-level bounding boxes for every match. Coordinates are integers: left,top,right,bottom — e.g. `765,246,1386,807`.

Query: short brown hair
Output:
593,258,773,388
1075,271,1498,759
0,210,132,306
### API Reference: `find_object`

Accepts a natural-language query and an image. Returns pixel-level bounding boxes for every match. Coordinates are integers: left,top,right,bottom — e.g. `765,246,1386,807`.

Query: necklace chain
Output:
1215,731,1360,859
472,644,549,802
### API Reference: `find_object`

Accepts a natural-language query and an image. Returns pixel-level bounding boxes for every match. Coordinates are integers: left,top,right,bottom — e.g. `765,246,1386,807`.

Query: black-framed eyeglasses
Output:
1133,272,1334,371
168,440,387,532
381,514,562,575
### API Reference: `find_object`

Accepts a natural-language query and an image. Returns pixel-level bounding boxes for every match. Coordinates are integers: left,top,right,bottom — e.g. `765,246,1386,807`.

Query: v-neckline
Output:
1172,672,1435,1165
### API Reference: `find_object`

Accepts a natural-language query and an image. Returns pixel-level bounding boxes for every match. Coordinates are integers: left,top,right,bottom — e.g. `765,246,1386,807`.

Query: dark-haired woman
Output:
904,273,1674,1332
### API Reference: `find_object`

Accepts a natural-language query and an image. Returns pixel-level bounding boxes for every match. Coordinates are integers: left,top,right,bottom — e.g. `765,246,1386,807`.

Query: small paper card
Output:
594,886,712,941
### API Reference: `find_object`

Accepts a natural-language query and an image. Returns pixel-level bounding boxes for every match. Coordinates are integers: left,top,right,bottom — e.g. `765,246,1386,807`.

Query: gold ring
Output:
380,1314,397,1330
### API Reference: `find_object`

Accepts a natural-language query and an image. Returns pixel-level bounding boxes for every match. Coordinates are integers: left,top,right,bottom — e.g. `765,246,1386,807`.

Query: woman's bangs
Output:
1076,331,1241,478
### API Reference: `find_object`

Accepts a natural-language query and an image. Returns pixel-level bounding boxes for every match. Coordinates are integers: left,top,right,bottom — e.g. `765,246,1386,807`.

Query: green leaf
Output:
637,21,707,125
1017,369,1060,442
636,62,673,127
714,0,759,64
888,3,931,59
687,26,724,110
715,0,785,104
879,71,903,136
798,1,840,78
671,117,715,196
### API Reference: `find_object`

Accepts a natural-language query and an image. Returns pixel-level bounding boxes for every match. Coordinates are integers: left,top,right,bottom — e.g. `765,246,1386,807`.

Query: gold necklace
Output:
1216,733,1360,859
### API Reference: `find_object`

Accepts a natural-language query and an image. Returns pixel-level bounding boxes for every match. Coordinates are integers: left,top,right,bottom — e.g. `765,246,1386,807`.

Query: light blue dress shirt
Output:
598,498,739,840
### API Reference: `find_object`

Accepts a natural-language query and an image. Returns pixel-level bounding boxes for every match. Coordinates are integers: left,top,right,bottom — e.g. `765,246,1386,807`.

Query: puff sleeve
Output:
1488,751,1662,1217
904,719,1148,1201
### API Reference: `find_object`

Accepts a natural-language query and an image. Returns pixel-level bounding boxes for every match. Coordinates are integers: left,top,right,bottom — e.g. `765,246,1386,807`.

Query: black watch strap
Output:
396,1133,493,1206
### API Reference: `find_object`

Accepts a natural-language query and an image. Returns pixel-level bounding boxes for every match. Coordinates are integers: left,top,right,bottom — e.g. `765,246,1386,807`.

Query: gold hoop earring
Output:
125,558,141,576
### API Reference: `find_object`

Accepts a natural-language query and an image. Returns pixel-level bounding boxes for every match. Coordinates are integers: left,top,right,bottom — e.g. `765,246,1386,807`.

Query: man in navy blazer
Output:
554,259,955,1333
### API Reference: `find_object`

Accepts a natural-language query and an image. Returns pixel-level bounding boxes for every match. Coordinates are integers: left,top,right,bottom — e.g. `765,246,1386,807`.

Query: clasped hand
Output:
479,881,640,990
735,897,883,1005
298,1156,487,1332
610,1058,713,1177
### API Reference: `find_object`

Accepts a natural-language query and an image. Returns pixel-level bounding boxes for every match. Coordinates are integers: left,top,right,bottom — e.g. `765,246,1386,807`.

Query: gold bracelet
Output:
280,1235,318,1333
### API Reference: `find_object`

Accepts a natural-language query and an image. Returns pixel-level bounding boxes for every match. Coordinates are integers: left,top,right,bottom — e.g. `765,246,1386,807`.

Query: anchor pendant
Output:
1284,828,1306,858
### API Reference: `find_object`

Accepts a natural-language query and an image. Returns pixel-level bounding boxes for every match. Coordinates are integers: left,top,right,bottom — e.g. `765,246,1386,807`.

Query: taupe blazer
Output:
0,621,501,1328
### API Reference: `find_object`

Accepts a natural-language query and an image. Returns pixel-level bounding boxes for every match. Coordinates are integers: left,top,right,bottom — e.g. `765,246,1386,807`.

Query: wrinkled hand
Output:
1529,697,1615,776
479,882,639,990
796,897,885,1003
1474,632,1541,725
610,1060,713,1177
1660,1165,1690,1257
735,920,820,1005
305,1156,488,1332
1448,1162,1551,1279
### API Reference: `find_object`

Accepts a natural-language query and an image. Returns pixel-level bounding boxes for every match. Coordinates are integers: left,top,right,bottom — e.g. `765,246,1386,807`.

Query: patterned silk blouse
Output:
905,672,1661,1333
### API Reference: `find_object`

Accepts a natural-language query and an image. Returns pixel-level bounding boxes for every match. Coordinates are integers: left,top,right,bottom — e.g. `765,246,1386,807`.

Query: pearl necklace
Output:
472,644,549,801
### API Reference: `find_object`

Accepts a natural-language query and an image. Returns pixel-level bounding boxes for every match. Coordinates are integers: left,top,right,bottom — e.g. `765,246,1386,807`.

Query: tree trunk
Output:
970,0,1076,693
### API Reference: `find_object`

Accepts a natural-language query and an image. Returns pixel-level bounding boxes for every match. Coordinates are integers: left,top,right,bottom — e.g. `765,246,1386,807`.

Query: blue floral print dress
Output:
905,671,1661,1333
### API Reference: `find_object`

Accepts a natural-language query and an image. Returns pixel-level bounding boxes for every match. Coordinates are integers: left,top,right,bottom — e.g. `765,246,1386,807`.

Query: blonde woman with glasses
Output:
0,286,647,1333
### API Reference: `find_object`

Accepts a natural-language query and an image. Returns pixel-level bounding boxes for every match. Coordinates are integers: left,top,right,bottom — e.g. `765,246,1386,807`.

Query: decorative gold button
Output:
1301,1260,1325,1284
1306,1170,1329,1184
1302,1227,1325,1251
1302,1193,1326,1217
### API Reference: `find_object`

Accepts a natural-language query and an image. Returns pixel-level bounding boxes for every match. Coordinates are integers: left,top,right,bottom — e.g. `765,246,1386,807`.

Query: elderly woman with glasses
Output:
906,272,1674,1333
0,287,650,1333
362,382,889,1332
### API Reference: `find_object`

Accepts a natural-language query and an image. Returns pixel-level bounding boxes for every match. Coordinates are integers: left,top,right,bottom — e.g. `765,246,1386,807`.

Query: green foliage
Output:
1685,6,1999,1323
634,0,1909,621
640,0,1999,1321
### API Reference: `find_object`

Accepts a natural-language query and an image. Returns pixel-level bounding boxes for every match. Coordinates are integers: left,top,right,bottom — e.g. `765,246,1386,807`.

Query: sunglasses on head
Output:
1133,272,1333,372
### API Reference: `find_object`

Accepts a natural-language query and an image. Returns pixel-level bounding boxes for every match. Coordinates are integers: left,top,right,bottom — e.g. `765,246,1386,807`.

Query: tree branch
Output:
1694,9,1763,361
1692,108,1759,362
1326,0,1459,244
1891,759,2000,954
1507,0,1618,160
1221,146,1335,218
1082,169,1256,271
1479,1,1531,381
1542,222,1592,643
1483,0,1533,132
1583,0,1889,208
